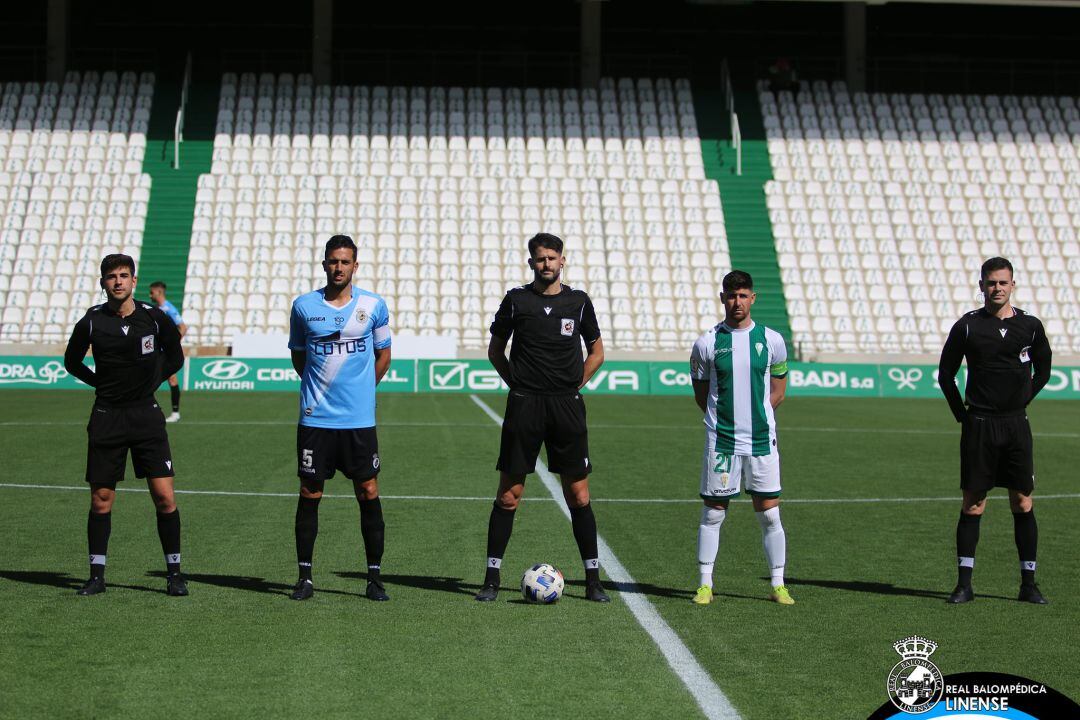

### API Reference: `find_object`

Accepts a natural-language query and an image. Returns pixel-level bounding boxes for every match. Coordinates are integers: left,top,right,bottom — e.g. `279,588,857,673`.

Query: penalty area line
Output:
467,393,741,720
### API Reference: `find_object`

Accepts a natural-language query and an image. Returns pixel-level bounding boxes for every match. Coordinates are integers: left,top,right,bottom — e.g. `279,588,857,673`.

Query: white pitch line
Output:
0,418,1075,439
467,393,741,720
2,482,1079,505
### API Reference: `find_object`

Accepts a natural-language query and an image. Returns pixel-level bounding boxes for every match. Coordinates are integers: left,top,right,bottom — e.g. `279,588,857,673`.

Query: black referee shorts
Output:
297,425,381,484
85,401,174,486
497,390,592,477
960,412,1034,494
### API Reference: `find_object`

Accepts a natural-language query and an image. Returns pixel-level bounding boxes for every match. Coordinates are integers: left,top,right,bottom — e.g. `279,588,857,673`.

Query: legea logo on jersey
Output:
202,360,250,380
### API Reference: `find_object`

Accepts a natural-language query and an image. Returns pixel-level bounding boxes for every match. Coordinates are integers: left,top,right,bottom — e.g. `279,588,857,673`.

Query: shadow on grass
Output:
780,576,1012,602
0,569,159,594
562,578,727,602
147,571,358,598
335,571,479,596
334,572,752,603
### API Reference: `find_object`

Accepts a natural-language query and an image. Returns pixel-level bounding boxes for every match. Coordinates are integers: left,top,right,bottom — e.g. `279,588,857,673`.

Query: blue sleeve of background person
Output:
372,297,392,349
162,301,184,326
288,298,307,351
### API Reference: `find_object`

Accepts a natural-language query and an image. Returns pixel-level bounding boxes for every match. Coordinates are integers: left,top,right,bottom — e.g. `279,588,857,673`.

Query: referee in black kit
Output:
474,233,610,603
938,257,1053,605
63,254,188,597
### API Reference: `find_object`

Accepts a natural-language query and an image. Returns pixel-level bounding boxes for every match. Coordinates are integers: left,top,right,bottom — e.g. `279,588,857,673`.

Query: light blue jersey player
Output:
286,235,393,603
149,281,187,423
289,290,390,428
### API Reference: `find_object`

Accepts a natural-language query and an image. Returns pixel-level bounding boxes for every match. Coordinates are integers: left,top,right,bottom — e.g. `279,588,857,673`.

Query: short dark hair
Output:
324,234,357,260
527,233,563,257
722,270,753,293
100,253,135,277
149,281,166,290
981,256,1013,280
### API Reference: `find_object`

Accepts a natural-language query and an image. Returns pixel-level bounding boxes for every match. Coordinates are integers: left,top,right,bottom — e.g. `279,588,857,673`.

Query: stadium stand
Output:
761,80,1080,357
184,72,730,350
0,70,154,343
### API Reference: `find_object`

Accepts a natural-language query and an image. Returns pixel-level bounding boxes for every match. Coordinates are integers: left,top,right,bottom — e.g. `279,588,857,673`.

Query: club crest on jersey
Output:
561,318,575,336
755,342,764,356
141,335,154,354
355,308,368,325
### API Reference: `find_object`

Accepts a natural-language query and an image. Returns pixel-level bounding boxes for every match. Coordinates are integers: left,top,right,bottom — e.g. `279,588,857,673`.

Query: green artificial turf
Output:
0,390,1076,718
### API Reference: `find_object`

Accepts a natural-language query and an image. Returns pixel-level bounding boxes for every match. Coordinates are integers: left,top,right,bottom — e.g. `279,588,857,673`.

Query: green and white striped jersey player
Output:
688,270,794,606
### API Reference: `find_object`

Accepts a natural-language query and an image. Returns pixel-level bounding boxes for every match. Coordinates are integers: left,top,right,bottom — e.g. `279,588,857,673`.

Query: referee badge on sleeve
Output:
561,318,575,336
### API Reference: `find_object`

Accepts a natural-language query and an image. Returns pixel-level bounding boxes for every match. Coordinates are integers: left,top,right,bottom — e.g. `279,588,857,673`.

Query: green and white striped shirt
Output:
690,321,789,456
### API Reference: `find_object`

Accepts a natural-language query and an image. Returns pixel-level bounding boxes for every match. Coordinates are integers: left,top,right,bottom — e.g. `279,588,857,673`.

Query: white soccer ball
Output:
521,563,565,604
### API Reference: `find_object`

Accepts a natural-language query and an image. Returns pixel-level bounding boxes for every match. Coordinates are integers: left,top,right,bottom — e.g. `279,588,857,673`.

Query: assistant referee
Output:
938,257,1053,605
64,254,187,597
475,233,609,603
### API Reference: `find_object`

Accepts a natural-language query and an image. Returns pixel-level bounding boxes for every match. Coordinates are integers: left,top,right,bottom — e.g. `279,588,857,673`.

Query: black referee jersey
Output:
938,307,1052,422
490,284,601,394
64,302,184,404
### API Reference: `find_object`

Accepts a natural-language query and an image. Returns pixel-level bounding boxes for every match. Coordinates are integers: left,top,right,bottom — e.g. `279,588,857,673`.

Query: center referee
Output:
63,254,187,596
475,233,610,603
938,257,1053,605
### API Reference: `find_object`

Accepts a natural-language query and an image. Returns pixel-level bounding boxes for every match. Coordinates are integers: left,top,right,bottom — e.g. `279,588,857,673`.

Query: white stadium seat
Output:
760,79,1080,355
0,71,152,343
187,75,730,348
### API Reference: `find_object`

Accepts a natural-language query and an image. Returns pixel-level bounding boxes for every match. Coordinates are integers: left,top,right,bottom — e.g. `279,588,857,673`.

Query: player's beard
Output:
533,268,560,287
327,273,353,291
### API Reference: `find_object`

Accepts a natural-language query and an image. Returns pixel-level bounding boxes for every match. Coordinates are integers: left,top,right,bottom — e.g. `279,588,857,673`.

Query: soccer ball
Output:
521,563,564,604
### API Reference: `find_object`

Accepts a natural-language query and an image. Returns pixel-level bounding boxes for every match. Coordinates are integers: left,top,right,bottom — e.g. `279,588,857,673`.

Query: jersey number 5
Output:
302,449,314,469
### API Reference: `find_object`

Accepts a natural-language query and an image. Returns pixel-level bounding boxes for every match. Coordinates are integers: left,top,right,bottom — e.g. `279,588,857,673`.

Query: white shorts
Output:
700,433,782,500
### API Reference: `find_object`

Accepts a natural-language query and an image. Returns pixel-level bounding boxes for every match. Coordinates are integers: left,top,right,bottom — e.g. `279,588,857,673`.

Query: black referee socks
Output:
1013,510,1038,586
87,510,111,579
295,495,320,581
569,503,601,583
956,512,981,587
484,502,516,584
156,509,182,574
169,385,180,413
358,497,385,575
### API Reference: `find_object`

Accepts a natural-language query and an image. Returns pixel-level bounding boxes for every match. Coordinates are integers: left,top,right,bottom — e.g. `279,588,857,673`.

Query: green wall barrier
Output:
2,356,1078,400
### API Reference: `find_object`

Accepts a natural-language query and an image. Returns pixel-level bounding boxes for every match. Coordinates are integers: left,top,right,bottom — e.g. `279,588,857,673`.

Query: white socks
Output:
697,505,726,588
756,506,786,587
